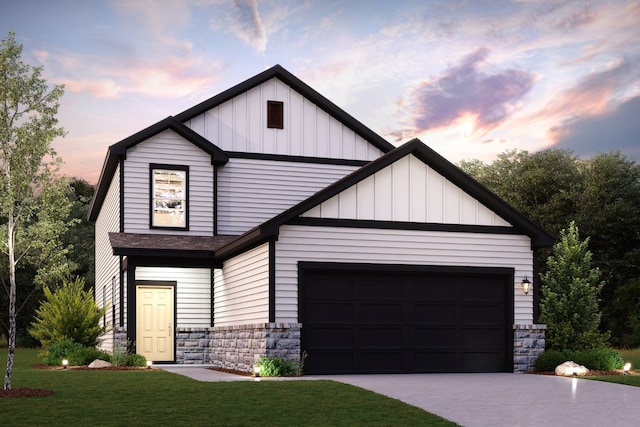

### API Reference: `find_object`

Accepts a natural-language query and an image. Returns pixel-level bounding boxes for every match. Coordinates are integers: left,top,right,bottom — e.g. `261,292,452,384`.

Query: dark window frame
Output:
267,100,284,129
149,163,189,230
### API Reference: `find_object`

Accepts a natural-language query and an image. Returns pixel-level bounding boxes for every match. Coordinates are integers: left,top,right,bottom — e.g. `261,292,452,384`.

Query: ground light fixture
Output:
253,364,261,380
623,362,632,374
521,276,531,295
62,359,69,370
146,360,153,370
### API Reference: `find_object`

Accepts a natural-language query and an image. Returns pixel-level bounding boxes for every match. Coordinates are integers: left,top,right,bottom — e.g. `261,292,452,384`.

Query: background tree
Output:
539,222,609,350
1,32,74,390
461,149,640,347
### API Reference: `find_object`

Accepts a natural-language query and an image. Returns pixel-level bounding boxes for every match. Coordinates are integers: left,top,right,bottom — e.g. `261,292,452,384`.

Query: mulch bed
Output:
207,367,253,377
0,387,54,398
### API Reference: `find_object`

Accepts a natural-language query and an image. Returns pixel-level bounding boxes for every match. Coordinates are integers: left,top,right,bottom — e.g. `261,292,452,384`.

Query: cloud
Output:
535,57,640,121
209,0,267,52
550,96,640,159
402,47,535,137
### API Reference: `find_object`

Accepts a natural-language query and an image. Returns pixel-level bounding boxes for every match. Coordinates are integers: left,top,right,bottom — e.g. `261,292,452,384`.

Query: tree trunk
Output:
3,220,16,391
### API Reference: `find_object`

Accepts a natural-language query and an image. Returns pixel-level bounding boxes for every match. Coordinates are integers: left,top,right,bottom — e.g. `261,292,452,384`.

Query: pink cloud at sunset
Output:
1,0,638,183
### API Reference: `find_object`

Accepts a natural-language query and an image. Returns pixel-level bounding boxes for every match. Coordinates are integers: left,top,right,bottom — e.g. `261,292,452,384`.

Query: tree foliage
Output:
461,149,640,346
1,31,73,390
29,277,107,348
539,222,609,350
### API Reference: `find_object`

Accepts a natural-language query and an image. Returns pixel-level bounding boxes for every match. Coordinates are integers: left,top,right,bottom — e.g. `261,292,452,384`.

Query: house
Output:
89,65,552,374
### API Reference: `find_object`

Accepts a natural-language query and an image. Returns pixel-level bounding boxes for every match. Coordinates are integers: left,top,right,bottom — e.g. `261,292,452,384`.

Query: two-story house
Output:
89,65,552,374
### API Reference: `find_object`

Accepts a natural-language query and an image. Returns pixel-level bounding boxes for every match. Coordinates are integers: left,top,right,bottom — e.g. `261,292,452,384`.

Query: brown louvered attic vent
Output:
267,100,284,129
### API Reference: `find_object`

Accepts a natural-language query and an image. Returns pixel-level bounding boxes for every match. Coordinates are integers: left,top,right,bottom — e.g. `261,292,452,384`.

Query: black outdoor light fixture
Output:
521,276,531,295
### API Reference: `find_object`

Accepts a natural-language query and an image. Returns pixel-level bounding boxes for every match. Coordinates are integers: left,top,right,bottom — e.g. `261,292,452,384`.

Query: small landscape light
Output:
521,276,531,295
62,359,69,370
146,360,153,370
623,362,631,374
253,364,261,378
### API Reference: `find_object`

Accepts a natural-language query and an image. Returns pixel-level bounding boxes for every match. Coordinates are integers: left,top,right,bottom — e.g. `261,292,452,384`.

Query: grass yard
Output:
0,349,456,426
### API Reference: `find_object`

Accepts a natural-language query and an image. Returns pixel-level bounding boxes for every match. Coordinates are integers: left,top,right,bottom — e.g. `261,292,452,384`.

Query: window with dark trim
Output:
267,100,283,129
150,164,189,229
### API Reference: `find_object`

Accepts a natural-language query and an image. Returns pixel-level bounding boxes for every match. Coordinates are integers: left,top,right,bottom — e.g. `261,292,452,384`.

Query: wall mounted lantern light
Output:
521,277,531,295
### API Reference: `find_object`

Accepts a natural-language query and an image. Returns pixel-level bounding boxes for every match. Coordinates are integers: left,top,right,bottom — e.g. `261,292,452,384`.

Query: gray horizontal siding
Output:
214,243,270,326
217,158,359,235
123,129,214,235
275,225,534,324
135,267,211,327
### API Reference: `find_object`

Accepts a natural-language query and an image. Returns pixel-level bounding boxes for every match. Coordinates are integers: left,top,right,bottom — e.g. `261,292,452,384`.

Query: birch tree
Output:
1,32,74,390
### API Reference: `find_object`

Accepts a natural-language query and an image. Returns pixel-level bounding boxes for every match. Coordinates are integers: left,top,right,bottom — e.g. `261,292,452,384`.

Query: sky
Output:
2,0,639,184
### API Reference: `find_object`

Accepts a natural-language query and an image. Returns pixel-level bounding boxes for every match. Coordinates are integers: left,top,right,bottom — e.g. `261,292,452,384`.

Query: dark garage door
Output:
300,264,513,374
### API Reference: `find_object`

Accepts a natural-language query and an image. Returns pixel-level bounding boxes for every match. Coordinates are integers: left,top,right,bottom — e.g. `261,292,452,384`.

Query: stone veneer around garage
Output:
513,324,546,373
122,323,543,374
175,323,301,373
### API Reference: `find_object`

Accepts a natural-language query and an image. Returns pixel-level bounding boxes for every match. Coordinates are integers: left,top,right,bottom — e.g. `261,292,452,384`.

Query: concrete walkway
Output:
160,366,640,426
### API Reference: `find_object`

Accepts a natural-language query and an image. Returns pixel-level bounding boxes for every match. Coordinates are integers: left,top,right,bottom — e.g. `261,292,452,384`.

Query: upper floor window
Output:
150,164,188,229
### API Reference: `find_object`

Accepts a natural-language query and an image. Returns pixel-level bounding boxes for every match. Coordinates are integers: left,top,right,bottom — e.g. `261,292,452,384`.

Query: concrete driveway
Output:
161,367,640,426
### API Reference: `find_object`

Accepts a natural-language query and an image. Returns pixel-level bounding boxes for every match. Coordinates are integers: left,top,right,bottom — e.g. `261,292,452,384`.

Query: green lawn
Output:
0,349,456,426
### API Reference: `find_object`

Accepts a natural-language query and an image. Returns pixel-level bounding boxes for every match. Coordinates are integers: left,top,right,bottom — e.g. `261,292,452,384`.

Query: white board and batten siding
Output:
95,164,121,352
275,226,535,325
303,154,511,227
214,243,270,326
123,129,214,235
135,267,212,327
217,159,359,235
184,77,383,161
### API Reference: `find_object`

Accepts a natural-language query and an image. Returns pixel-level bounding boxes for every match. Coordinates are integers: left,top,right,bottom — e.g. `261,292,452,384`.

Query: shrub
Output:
41,339,84,366
67,346,112,366
258,356,295,377
534,348,624,371
573,348,624,370
29,277,108,347
534,350,575,372
125,353,147,367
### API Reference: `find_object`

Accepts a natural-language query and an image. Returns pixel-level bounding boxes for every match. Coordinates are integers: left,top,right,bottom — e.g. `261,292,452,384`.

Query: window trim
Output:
149,163,189,230
267,100,284,129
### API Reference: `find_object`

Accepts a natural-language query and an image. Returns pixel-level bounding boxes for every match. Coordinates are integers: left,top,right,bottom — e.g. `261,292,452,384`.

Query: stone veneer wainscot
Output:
513,324,546,373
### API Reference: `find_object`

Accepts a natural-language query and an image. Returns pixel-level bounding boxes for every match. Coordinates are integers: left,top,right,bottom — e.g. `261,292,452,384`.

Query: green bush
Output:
67,346,112,366
41,339,84,366
29,277,108,347
534,348,624,371
125,353,147,367
258,356,295,377
573,348,624,370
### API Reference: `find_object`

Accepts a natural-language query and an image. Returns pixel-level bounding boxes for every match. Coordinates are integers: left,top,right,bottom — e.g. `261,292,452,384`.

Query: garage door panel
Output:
306,352,354,374
360,279,403,299
415,304,456,323
461,328,505,347
305,327,353,348
461,304,504,324
359,303,404,323
414,328,457,347
305,278,354,298
306,302,353,322
360,352,404,373
301,266,512,374
414,351,458,372
360,327,403,347
462,352,506,372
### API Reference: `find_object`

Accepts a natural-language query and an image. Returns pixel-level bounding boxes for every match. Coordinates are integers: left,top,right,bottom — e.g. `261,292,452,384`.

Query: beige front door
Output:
136,285,174,362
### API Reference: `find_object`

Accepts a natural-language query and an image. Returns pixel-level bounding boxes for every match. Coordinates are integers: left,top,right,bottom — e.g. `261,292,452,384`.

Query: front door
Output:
136,285,174,362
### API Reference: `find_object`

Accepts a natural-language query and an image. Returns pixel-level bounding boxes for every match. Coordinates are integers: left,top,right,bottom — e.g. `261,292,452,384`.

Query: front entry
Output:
136,285,174,362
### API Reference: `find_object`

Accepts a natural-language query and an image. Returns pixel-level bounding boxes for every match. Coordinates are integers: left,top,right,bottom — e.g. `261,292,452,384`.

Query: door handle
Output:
168,323,172,336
